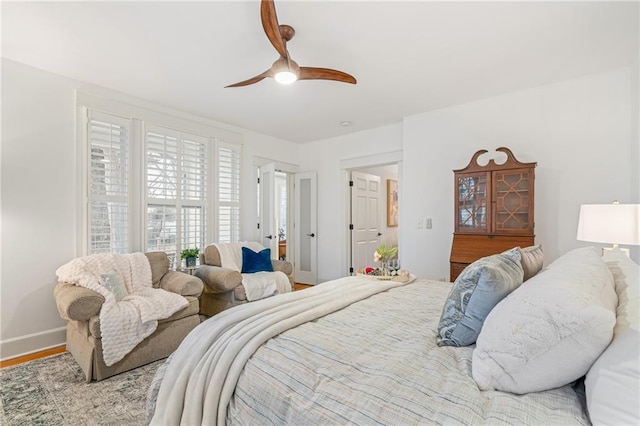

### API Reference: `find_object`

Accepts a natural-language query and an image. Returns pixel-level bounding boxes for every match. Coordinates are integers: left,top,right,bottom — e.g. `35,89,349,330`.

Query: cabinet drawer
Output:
450,262,468,282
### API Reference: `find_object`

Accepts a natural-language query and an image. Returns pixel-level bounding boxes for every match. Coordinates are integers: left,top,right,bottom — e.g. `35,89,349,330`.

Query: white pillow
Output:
472,247,617,394
585,250,639,425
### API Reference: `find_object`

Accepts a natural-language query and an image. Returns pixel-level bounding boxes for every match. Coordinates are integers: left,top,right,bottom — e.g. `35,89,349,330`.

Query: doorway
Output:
348,164,399,274
257,162,318,285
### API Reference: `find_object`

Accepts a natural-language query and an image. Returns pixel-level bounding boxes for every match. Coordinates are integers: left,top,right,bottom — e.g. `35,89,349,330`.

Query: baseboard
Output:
0,326,66,362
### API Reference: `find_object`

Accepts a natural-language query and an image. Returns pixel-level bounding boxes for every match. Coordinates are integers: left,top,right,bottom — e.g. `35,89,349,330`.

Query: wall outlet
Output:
426,218,433,229
417,219,423,229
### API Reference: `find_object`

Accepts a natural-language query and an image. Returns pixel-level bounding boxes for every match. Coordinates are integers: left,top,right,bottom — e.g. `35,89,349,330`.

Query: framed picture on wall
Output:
387,179,398,227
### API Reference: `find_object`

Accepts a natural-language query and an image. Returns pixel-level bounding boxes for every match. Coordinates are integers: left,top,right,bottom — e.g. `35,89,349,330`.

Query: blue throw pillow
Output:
241,247,274,273
436,248,524,347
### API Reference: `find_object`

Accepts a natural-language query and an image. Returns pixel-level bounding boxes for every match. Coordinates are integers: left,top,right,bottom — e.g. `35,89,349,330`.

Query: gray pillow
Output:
99,269,128,301
436,248,524,347
519,244,543,281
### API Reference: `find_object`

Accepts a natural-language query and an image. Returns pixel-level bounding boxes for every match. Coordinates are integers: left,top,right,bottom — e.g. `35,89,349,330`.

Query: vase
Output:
186,257,197,268
381,260,390,277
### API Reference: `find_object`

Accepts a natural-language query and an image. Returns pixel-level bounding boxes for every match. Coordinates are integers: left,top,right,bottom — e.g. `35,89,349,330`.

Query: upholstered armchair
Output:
53,252,203,382
195,244,293,316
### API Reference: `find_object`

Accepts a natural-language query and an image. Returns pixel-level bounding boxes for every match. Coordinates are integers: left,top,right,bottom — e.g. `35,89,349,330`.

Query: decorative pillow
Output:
584,250,639,425
472,247,617,394
601,248,640,337
519,244,543,281
241,247,274,273
436,248,524,347
99,269,128,301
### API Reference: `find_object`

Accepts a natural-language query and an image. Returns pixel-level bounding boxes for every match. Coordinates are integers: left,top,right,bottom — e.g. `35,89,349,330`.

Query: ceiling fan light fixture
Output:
274,70,298,84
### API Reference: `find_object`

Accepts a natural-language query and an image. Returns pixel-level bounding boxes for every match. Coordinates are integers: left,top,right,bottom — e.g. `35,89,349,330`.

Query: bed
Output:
147,247,639,425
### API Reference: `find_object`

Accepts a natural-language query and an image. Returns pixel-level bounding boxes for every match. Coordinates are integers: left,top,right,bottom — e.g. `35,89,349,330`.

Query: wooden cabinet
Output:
450,148,536,281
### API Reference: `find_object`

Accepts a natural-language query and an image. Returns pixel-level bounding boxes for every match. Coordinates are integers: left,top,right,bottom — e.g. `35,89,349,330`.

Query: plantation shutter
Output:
88,110,130,254
145,124,208,267
181,134,208,254
217,142,241,243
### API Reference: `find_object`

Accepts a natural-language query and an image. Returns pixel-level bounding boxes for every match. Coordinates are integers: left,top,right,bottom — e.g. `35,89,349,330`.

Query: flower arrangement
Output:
373,244,398,264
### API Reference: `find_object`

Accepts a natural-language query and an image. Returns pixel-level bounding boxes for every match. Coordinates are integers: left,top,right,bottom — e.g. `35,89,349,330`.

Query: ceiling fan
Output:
225,0,357,88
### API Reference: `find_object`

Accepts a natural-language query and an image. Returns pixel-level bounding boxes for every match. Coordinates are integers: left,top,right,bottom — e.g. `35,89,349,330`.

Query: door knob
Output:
307,233,315,237
265,235,273,239
377,232,382,236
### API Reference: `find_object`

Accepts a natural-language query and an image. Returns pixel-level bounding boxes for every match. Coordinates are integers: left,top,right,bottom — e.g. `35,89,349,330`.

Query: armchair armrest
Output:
194,265,242,293
272,259,293,276
159,271,204,297
53,282,104,321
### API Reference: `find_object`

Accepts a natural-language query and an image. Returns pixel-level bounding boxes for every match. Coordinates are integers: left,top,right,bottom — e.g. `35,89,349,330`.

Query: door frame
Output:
341,151,403,276
253,156,299,272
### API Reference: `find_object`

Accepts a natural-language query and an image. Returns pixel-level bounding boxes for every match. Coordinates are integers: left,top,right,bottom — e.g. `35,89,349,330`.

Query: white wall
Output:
2,59,79,357
0,59,299,359
298,124,403,282
402,67,637,280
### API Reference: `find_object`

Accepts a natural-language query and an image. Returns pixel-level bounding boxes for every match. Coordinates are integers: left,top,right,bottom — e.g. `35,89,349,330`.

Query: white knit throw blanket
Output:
56,253,188,366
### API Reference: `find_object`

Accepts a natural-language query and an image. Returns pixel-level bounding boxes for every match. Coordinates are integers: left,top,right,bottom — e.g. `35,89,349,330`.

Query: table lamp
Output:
577,201,640,256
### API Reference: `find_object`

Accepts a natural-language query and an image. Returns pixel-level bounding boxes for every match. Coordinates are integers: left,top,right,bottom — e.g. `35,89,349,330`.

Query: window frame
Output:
77,94,243,259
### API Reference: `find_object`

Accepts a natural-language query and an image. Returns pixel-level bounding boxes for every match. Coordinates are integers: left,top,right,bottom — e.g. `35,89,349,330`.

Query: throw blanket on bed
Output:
213,242,290,301
149,276,406,426
56,253,188,366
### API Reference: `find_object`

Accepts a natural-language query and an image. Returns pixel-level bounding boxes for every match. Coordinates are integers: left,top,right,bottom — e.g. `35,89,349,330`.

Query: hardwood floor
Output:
0,345,66,368
293,283,313,291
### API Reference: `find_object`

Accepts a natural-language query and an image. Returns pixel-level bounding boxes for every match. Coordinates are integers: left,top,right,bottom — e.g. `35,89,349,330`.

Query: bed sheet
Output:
226,279,589,425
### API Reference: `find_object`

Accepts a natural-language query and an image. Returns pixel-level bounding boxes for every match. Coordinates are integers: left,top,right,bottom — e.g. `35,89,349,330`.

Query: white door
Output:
350,171,382,273
259,163,278,257
294,172,317,284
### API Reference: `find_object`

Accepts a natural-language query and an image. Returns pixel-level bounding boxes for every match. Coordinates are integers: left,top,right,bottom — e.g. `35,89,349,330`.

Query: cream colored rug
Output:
0,352,161,425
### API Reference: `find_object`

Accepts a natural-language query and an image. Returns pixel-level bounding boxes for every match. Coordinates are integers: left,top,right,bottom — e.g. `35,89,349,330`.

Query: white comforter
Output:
147,277,590,426
149,276,405,425
56,253,188,366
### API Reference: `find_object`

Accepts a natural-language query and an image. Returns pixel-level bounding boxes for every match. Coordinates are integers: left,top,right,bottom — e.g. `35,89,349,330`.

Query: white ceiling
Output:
2,1,638,143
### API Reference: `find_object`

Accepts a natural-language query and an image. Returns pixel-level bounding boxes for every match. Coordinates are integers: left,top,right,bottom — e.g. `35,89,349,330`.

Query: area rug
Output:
0,352,162,425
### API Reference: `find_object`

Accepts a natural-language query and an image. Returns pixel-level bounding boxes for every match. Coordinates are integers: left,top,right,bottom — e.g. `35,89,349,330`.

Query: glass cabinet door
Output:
455,172,491,233
493,168,533,234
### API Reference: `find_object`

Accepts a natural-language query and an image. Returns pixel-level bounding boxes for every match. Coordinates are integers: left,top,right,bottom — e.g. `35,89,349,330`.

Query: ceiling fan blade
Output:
298,67,357,84
261,0,287,58
225,70,271,88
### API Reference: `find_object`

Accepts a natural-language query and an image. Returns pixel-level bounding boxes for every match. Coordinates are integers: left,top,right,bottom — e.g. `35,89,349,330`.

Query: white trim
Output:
77,91,242,144
340,150,403,170
76,105,88,257
253,156,300,174
0,327,67,361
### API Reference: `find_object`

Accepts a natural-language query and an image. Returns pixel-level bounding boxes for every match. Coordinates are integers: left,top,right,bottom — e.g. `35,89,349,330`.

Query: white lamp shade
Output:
577,204,640,246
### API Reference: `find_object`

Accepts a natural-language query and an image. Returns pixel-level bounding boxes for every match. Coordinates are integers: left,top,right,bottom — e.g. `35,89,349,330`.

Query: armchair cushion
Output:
54,282,104,321
272,259,293,276
241,247,274,273
195,266,242,293
145,252,171,288
159,271,204,297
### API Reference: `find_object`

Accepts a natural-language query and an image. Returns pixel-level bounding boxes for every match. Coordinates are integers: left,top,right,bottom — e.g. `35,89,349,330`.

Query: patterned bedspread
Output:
227,280,589,425
148,278,589,425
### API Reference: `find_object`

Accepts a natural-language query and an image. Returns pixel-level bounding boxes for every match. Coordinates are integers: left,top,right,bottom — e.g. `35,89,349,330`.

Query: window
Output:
217,143,241,243
87,111,130,254
145,125,208,266
84,107,242,262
